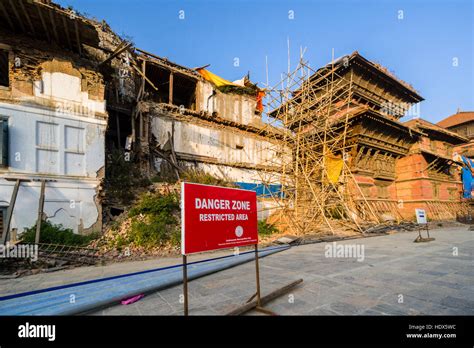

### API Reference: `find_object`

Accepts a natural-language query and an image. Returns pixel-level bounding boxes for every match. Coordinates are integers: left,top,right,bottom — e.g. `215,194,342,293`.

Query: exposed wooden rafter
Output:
0,1,14,31
36,4,51,42
99,41,132,67
48,8,60,43
74,20,82,55
130,59,158,91
8,0,26,33
61,15,73,50
18,0,36,36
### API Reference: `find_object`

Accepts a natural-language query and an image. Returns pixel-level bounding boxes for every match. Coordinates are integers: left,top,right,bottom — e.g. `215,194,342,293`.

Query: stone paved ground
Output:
94,227,473,315
0,246,252,297
1,227,473,315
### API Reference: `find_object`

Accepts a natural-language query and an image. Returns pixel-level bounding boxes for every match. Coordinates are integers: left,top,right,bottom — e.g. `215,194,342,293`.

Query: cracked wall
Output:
0,30,107,235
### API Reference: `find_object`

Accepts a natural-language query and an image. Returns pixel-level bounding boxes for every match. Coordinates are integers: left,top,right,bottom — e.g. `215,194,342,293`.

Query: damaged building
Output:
0,1,468,244
319,52,467,222
137,52,283,183
0,0,288,241
326,52,426,220
0,0,133,240
331,54,467,221
400,118,467,220
437,110,474,158
130,50,289,220
264,51,467,232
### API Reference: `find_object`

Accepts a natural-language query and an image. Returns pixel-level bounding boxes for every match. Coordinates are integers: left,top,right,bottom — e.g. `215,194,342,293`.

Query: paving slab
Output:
2,226,473,315
96,227,474,315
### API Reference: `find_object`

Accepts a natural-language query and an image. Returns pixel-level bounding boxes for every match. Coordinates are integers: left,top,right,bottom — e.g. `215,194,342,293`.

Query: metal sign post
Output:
182,254,188,316
181,243,293,316
252,244,277,316
180,182,303,316
255,244,261,307
414,208,435,242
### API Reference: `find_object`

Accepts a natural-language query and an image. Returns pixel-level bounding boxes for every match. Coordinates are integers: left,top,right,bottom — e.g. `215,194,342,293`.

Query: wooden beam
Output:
169,72,174,104
140,59,146,95
99,41,132,67
61,16,73,50
131,63,158,91
48,9,60,43
135,47,200,80
194,64,210,70
18,0,36,35
74,20,82,55
8,0,26,33
139,111,143,141
35,180,46,244
36,5,51,42
0,1,15,30
226,279,303,316
1,179,20,244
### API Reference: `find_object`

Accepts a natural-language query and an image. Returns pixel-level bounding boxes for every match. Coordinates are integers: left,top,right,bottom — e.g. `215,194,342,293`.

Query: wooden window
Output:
448,188,457,200
362,186,371,197
446,144,452,156
36,121,59,174
468,126,474,136
433,182,440,198
65,126,85,176
377,185,389,199
0,117,8,167
0,207,6,240
0,49,8,87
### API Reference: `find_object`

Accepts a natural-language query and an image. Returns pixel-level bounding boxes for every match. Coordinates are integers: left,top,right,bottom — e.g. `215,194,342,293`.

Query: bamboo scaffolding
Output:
254,55,380,235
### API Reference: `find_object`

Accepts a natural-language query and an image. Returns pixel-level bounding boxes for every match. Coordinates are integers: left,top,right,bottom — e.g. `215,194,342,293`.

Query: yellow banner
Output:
325,153,343,183
196,68,241,87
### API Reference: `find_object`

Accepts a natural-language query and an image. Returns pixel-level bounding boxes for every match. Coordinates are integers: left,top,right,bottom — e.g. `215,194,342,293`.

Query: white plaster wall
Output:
36,71,106,116
196,81,215,113
1,103,105,177
195,81,260,126
0,102,106,234
151,116,288,168
257,200,282,221
0,180,99,234
179,161,268,183
175,161,282,221
215,92,257,125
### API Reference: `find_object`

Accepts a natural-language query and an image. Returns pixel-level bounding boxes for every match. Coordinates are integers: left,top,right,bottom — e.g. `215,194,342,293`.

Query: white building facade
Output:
0,49,107,236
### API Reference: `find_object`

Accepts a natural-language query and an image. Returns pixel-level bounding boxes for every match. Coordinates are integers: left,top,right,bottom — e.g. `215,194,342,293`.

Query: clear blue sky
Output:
58,0,473,123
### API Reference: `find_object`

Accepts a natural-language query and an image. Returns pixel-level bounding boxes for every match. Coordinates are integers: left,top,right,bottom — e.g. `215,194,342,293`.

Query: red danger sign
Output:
181,182,258,255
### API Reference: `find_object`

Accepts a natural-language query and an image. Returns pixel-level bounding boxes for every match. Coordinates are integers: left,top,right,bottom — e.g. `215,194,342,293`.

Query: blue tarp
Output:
0,245,289,315
461,156,474,198
234,182,284,198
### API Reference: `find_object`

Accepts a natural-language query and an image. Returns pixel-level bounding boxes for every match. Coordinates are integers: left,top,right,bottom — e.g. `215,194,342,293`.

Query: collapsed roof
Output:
0,0,105,54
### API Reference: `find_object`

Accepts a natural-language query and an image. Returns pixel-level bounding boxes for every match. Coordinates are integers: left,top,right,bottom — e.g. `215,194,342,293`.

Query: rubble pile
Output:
89,182,182,260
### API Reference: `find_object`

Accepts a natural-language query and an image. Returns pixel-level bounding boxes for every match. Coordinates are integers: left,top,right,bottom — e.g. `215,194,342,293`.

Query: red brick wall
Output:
394,152,462,220
349,151,463,221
